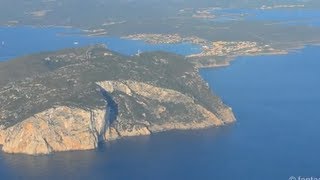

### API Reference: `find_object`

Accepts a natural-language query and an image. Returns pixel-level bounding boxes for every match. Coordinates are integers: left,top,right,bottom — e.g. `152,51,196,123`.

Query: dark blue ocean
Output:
1,27,320,180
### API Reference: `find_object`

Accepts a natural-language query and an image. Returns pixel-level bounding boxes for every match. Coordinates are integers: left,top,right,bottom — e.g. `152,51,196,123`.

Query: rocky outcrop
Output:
216,107,236,124
0,106,106,155
0,129,6,145
97,80,196,103
0,47,236,155
0,80,235,155
99,80,233,140
104,125,151,141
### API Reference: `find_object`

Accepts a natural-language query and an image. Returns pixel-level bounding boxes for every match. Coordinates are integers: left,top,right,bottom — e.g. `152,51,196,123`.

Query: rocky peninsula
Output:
123,33,287,68
0,45,235,155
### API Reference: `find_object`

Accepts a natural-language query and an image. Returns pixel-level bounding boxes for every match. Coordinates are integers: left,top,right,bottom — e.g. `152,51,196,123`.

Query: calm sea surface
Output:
211,8,320,26
0,27,320,179
0,26,201,61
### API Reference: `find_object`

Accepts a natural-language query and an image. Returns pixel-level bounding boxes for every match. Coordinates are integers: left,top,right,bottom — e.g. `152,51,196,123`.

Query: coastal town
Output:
188,41,284,57
123,33,285,58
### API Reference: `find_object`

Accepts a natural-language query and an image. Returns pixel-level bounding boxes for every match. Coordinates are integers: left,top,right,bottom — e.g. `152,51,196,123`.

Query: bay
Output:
0,26,201,62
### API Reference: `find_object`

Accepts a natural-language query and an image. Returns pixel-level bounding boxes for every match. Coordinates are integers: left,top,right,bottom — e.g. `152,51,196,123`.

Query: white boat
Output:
136,49,142,56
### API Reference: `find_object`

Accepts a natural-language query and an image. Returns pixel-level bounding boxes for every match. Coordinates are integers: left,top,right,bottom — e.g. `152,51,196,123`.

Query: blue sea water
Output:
211,8,320,26
0,26,201,61
201,46,320,179
1,27,320,179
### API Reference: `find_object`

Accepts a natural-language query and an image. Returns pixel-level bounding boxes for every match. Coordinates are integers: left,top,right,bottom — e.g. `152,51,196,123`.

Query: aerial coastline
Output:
122,33,295,68
0,28,318,155
0,44,235,155
1,1,320,156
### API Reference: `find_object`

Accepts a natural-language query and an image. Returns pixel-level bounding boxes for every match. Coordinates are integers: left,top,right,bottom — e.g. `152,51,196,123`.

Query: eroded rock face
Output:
106,124,151,139
216,107,236,124
0,130,6,145
99,81,233,140
0,106,105,155
0,80,235,155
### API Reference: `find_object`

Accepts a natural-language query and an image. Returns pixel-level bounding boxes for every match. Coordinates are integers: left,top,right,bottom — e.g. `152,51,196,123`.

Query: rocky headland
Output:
0,45,235,155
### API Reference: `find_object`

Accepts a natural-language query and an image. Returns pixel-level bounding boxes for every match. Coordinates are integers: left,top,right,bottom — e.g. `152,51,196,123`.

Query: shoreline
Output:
194,41,320,70
1,26,320,155
0,43,318,156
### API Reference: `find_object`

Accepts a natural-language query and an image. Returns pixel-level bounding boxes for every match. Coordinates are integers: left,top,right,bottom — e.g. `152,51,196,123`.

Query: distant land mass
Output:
0,45,235,155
